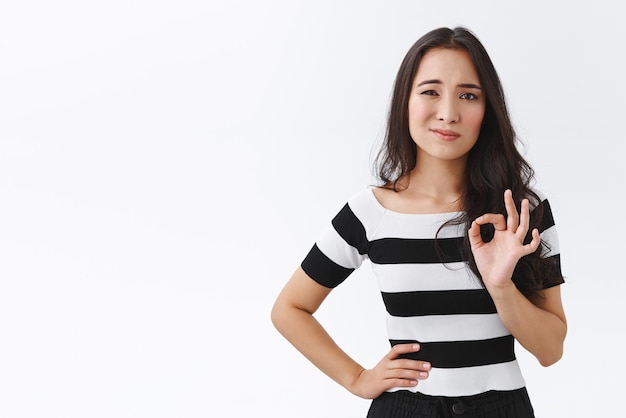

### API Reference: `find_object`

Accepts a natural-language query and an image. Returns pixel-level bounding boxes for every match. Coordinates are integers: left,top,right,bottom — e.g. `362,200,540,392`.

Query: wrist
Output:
484,279,518,300
345,367,367,397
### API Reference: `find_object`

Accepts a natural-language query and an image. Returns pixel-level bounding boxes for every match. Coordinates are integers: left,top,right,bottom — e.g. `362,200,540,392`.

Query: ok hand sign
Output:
468,189,541,290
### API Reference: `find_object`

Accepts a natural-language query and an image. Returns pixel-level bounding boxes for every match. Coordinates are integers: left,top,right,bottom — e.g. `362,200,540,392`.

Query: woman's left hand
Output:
468,189,541,290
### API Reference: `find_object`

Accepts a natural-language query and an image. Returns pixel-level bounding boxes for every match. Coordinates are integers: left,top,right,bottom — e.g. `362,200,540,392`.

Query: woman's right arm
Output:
271,266,430,399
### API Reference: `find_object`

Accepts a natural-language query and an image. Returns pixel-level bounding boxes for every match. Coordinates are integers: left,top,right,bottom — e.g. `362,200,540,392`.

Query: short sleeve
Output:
532,197,565,289
301,201,369,288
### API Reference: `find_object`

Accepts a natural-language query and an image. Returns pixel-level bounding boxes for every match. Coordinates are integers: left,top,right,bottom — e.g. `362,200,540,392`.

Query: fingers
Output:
516,197,531,239
356,344,433,398
390,358,431,375
386,343,431,378
468,220,483,247
504,189,519,232
474,213,507,231
385,378,420,389
387,343,420,360
522,228,541,255
475,190,532,238
382,367,430,390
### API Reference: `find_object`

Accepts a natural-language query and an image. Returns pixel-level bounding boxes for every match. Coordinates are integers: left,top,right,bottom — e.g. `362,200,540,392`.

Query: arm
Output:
271,266,431,399
486,284,566,366
469,190,567,367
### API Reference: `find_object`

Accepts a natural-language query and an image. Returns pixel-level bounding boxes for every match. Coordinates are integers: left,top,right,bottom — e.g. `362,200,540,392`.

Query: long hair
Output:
374,27,560,300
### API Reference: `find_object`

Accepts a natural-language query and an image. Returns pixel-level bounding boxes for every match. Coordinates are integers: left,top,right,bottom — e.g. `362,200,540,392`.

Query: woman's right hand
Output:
348,343,430,399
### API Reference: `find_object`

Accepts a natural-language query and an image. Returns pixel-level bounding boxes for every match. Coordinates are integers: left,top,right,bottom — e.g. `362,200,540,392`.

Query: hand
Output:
468,189,541,290
348,343,430,399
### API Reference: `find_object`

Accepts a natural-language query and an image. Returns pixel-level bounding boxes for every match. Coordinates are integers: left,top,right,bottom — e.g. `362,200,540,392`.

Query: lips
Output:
431,128,460,141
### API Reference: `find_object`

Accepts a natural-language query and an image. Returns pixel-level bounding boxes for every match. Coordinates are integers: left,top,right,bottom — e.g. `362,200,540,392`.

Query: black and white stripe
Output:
301,188,564,396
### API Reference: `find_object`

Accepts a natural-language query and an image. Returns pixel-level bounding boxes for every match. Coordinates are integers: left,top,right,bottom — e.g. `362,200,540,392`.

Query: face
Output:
408,48,486,166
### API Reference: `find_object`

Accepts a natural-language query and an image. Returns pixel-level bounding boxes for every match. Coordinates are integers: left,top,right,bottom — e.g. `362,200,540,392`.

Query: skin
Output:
377,48,485,215
469,190,567,367
408,48,485,167
271,47,567,400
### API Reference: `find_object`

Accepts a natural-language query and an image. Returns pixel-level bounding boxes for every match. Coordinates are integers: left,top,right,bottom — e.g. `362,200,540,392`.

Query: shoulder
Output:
326,187,388,242
337,187,386,227
343,187,385,214
527,187,556,216
371,186,396,209
526,187,553,212
371,184,416,214
530,187,549,203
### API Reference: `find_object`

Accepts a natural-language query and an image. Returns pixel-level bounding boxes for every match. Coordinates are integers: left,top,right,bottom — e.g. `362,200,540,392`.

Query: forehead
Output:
414,48,480,83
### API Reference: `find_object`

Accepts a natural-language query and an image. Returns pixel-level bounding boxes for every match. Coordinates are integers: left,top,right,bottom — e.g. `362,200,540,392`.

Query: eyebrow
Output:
417,79,482,89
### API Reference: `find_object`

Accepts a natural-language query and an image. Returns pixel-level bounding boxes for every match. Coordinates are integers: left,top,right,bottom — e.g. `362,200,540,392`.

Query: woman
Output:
271,26,566,418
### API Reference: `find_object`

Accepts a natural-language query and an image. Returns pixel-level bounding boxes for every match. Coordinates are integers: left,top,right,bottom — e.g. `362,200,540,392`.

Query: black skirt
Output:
367,387,535,418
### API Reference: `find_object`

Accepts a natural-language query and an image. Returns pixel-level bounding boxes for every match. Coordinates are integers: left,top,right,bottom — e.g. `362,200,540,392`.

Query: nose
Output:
436,96,459,123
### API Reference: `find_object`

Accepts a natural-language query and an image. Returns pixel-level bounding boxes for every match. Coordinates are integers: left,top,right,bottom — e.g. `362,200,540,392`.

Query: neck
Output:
406,155,467,201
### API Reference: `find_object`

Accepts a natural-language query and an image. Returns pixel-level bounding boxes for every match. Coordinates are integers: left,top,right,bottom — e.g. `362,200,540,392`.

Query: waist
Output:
391,335,515,368
373,387,533,416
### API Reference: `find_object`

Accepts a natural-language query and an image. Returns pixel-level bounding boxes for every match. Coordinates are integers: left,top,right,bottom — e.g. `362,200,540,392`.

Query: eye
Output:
460,92,478,100
421,90,439,96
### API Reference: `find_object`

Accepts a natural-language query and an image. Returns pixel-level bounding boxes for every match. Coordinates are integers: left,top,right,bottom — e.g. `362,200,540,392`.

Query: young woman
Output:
271,26,566,418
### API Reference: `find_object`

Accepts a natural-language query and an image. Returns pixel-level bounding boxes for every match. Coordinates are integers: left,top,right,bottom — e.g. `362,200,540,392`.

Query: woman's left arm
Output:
469,190,567,367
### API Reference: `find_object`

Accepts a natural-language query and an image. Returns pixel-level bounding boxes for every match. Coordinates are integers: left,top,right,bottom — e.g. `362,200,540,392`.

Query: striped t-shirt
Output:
301,187,564,397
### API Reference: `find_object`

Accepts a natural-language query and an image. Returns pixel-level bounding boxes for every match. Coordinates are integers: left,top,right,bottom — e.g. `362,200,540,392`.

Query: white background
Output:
1,1,623,417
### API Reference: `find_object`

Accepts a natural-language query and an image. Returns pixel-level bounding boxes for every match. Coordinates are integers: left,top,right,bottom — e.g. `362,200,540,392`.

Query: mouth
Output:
431,129,460,141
